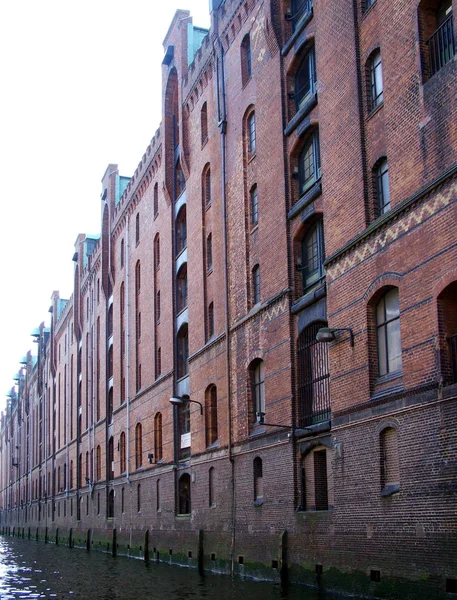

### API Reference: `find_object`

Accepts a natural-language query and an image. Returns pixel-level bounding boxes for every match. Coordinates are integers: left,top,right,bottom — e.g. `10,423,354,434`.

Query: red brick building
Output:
1,0,456,596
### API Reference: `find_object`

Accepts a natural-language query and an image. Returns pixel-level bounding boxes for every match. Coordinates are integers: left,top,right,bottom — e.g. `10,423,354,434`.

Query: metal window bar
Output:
297,323,330,427
428,15,455,75
448,333,457,384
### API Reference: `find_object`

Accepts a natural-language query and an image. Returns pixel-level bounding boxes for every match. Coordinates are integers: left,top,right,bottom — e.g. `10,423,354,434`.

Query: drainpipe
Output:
216,38,235,577
125,214,131,486
90,281,96,491
66,321,70,497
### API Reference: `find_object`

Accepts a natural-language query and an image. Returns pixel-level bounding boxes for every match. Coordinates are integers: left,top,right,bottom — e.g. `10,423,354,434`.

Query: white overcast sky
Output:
0,0,211,410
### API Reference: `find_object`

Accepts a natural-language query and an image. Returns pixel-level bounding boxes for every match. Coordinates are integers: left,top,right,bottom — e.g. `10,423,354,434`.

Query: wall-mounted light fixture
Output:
255,412,297,431
316,327,354,347
169,395,203,415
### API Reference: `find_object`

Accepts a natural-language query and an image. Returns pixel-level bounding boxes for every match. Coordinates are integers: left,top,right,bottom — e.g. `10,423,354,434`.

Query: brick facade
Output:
1,0,456,596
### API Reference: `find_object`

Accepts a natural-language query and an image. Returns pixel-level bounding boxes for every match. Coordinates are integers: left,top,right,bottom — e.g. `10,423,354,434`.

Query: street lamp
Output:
169,395,203,415
316,327,354,347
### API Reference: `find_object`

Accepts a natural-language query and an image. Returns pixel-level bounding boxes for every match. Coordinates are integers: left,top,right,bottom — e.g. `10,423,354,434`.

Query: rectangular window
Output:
314,450,328,510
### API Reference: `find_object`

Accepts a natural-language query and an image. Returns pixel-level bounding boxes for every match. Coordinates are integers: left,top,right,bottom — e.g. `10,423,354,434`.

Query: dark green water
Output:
0,537,331,599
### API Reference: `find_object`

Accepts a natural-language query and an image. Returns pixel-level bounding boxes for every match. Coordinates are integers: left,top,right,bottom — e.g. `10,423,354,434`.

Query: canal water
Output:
0,536,332,600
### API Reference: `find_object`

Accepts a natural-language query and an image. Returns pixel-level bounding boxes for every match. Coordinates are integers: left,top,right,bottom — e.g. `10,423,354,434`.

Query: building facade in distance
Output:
1,0,456,596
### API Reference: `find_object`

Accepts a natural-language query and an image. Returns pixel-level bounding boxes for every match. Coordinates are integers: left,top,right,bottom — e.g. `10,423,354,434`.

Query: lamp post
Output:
316,327,354,347
169,395,203,415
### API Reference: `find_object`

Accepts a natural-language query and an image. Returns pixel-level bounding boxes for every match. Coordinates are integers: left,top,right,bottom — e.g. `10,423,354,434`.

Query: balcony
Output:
427,15,455,76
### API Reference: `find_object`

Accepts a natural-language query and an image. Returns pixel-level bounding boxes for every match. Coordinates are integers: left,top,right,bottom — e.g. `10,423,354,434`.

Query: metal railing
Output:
297,322,331,428
448,333,457,384
428,15,455,75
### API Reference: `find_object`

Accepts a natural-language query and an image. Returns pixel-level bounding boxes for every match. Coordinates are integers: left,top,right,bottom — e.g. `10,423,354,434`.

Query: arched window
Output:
178,473,191,515
135,213,140,245
156,346,162,378
209,467,216,507
298,131,320,195
248,111,256,156
249,359,265,423
176,159,185,199
253,457,263,501
252,264,260,305
108,386,113,422
205,385,218,446
135,423,143,469
297,321,330,427
135,260,141,295
120,432,126,473
437,281,457,385
154,182,159,218
380,427,400,495
207,302,215,339
374,158,390,216
108,437,114,480
154,234,160,270
154,412,163,462
301,446,331,511
177,325,189,379
367,50,383,111
206,233,213,272
301,219,325,294
156,290,161,323
419,0,454,79
156,479,161,511
201,102,208,145
96,445,101,481
376,288,402,377
250,185,258,227
176,206,187,254
120,238,125,268
291,0,312,30
108,304,113,337
137,483,141,512
177,264,188,313
203,165,211,207
241,34,252,84
295,47,316,110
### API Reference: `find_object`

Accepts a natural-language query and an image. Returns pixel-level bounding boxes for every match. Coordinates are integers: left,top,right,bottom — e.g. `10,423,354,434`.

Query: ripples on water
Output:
0,537,329,600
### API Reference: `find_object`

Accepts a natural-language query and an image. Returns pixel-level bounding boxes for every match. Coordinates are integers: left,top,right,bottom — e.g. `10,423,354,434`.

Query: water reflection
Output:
0,537,330,600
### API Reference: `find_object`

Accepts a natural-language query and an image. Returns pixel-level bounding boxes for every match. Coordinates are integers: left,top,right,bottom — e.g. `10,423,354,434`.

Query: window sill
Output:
288,179,322,220
284,92,317,137
371,372,403,400
249,425,266,437
248,152,256,164
381,483,400,497
201,137,208,150
291,281,326,314
207,266,213,275
296,507,332,515
281,8,313,57
253,498,264,507
367,101,384,121
250,224,259,235
176,513,191,519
